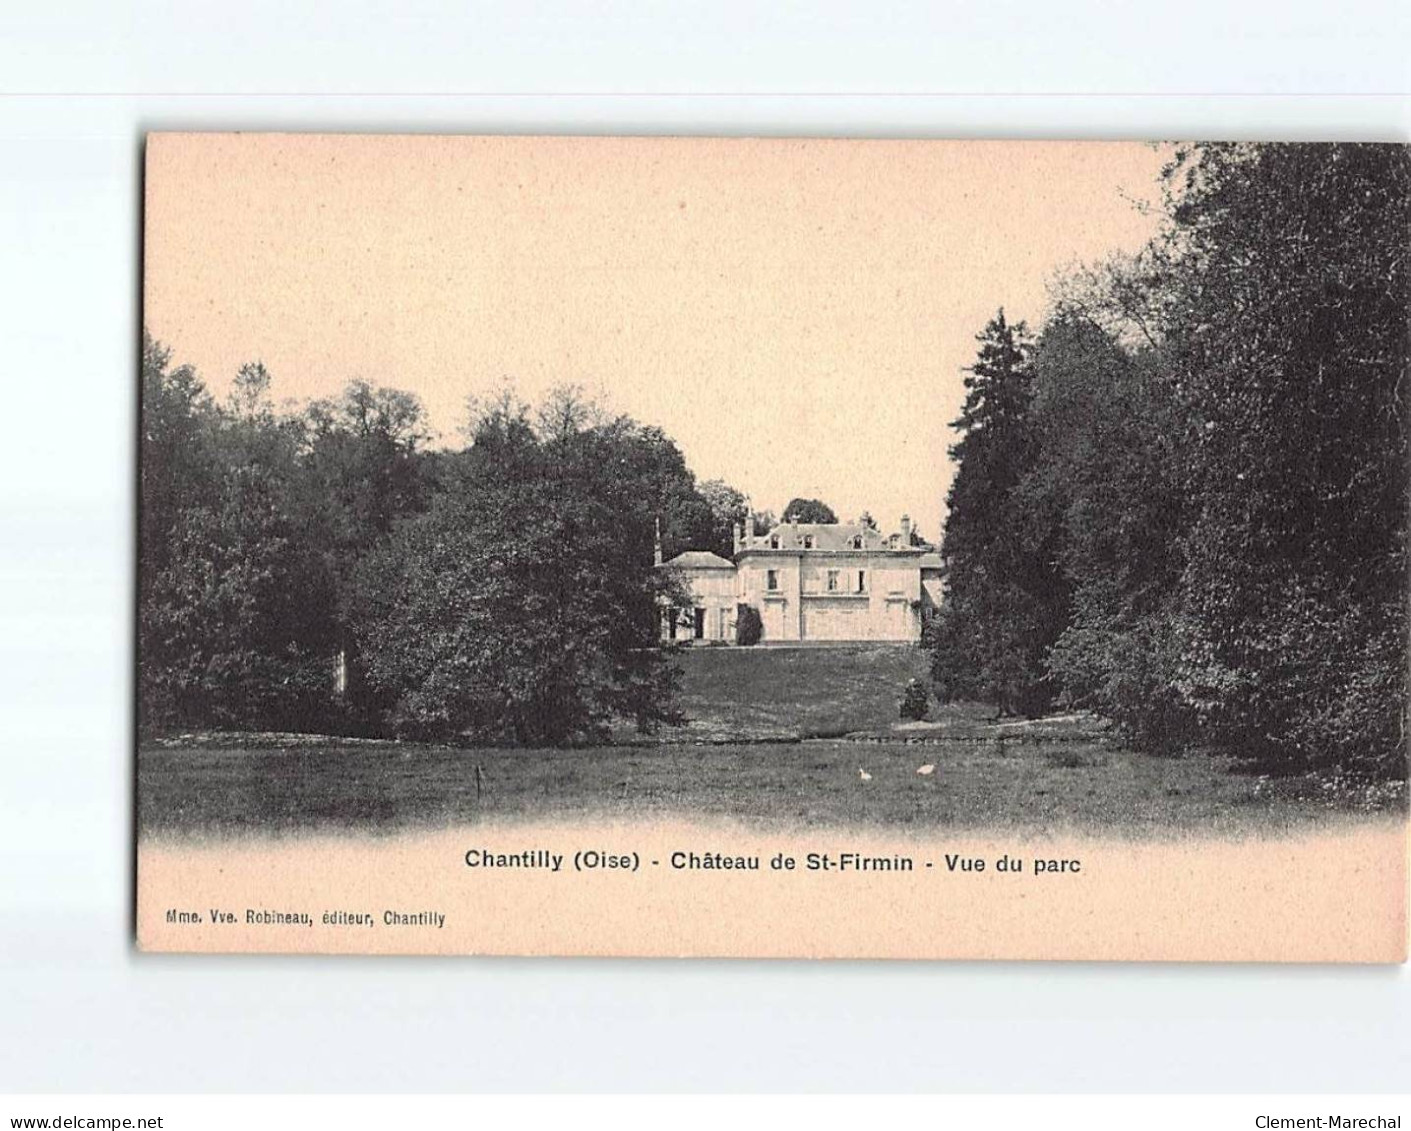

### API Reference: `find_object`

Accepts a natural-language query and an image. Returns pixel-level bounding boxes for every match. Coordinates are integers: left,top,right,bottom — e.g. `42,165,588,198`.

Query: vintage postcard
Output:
137,134,1408,960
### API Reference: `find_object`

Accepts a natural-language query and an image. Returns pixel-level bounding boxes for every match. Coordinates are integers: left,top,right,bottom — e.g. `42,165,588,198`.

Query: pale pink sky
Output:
145,135,1166,538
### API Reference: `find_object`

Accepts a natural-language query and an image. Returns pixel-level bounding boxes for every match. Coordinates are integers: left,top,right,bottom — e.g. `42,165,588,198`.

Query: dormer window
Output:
769,534,780,549
803,535,815,549
851,535,863,550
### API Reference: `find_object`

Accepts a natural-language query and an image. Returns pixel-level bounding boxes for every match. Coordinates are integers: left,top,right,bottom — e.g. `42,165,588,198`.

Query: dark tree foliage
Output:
350,399,688,745
698,479,750,558
781,497,838,524
296,379,431,567
599,420,719,562
1158,143,1409,776
143,464,340,729
290,379,434,728
928,310,1069,717
139,349,733,744
139,339,341,731
140,333,219,581
930,144,1409,779
1026,314,1194,751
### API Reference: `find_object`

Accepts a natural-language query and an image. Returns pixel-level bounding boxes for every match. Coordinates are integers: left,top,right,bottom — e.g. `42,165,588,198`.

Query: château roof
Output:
662,550,736,571
741,522,926,554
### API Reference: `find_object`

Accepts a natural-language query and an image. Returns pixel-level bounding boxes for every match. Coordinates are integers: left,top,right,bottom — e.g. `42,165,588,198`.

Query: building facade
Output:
659,515,944,645
659,549,738,643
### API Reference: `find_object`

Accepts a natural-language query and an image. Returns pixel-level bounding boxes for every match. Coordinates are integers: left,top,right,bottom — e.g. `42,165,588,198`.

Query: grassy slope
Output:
670,644,939,739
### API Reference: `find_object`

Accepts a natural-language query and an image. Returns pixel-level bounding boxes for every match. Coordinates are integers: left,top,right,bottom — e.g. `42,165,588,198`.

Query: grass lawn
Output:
139,734,1375,839
667,643,938,740
139,644,1403,838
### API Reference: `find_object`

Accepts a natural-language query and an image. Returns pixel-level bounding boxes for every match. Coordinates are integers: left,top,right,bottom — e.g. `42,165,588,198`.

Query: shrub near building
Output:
736,604,763,646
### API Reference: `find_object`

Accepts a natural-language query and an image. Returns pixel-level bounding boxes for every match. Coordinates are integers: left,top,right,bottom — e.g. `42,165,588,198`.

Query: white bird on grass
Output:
857,767,872,782
916,764,935,776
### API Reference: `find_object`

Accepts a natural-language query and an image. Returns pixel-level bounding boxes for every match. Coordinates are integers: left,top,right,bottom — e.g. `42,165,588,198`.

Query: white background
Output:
1,0,1408,1095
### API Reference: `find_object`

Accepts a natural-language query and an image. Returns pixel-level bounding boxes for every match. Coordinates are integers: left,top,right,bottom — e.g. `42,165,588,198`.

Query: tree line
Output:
139,349,753,743
928,143,1408,780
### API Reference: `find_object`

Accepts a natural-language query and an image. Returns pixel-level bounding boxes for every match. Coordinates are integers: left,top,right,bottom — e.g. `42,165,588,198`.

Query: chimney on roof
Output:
745,511,755,547
653,517,663,567
900,514,912,546
733,520,742,556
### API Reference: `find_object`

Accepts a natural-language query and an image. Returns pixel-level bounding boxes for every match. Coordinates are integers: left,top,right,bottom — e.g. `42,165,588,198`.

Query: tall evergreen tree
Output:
929,310,1067,716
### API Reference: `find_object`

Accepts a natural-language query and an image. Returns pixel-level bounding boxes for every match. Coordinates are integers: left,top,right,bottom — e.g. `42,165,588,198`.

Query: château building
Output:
658,514,943,644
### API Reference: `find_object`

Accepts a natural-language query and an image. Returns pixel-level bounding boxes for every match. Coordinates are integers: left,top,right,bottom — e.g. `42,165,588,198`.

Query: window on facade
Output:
826,569,839,592
767,569,779,591
856,570,867,593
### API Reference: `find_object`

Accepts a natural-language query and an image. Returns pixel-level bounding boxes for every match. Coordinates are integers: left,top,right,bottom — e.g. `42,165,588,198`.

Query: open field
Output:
139,645,1404,838
138,735,1399,840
